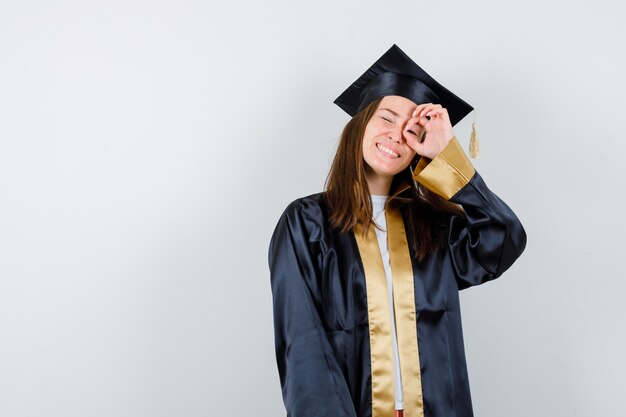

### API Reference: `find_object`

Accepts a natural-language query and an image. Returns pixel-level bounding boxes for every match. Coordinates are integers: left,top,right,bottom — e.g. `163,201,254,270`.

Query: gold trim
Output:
412,136,476,200
387,204,424,417
354,221,395,417
389,181,411,201
354,201,425,417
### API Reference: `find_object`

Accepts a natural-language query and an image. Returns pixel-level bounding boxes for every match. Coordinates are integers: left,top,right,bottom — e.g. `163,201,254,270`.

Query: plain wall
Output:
1,0,624,416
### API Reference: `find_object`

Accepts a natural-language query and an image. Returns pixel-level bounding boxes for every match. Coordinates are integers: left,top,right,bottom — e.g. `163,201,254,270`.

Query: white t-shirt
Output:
370,194,404,411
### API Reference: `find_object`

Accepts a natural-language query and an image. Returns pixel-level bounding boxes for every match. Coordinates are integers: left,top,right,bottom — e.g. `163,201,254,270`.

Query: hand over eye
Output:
403,103,454,159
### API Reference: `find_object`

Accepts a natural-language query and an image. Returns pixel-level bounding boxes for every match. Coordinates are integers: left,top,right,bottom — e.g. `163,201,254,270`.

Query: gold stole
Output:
354,200,424,417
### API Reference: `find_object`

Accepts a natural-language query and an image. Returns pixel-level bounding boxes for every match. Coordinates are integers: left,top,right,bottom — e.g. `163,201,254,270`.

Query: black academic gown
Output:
268,137,527,417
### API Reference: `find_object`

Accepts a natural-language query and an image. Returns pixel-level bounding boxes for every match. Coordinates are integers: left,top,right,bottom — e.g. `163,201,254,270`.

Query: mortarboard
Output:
334,44,479,157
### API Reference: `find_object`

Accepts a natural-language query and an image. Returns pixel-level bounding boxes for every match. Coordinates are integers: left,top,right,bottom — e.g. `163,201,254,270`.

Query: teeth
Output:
377,143,399,158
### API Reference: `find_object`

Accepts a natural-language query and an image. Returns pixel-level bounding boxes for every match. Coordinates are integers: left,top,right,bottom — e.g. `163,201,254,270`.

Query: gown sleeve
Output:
268,199,357,417
412,137,527,289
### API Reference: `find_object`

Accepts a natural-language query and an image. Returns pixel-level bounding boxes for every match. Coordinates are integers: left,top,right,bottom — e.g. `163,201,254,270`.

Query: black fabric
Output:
333,44,473,126
268,172,527,417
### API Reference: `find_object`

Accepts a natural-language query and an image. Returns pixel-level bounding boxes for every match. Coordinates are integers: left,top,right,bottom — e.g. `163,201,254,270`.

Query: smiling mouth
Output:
376,143,400,158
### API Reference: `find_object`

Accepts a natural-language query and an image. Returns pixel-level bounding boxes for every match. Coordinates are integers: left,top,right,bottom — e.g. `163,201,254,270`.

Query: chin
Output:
372,164,406,178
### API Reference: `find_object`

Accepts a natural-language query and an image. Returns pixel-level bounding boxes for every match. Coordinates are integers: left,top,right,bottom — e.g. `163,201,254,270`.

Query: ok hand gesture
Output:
403,103,454,160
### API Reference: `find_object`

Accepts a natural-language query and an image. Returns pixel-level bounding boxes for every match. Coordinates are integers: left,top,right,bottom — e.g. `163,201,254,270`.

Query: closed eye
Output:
381,116,392,123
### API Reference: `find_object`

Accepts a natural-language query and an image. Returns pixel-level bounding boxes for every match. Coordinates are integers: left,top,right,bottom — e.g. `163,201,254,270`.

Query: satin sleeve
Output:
413,137,527,289
268,200,357,417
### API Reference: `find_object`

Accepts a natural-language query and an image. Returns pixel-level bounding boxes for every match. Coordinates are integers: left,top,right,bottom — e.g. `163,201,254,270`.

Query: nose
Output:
387,123,405,143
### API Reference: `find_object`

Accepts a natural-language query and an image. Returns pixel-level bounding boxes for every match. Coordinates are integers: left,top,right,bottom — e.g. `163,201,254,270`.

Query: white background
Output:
1,1,624,416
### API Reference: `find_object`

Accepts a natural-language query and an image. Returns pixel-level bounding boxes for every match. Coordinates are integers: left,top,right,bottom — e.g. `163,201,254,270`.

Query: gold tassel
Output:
469,111,479,159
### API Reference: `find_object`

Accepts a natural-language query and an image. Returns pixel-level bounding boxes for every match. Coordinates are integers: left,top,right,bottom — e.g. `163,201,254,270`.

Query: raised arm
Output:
412,137,527,289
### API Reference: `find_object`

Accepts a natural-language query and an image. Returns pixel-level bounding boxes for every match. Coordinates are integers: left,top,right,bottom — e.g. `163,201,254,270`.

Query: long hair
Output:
323,98,465,262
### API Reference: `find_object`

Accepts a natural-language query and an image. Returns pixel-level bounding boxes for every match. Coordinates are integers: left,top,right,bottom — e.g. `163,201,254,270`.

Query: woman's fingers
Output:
411,104,449,128
405,131,427,154
413,103,443,118
422,108,445,120
404,116,425,137
412,103,437,115
404,117,429,151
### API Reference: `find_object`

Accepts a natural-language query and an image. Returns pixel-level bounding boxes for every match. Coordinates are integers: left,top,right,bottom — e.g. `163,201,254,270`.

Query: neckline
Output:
370,195,388,209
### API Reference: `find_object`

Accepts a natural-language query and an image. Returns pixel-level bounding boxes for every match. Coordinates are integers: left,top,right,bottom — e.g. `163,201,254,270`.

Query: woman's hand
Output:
403,103,454,159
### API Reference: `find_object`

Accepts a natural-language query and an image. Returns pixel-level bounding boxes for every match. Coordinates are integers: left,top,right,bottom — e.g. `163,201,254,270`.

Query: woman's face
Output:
362,95,418,182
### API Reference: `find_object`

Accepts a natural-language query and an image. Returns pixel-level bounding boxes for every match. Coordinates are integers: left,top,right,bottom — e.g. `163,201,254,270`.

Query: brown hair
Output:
323,97,465,261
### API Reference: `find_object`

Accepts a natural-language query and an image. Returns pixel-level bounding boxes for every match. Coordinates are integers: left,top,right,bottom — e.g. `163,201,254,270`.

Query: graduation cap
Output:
334,44,479,158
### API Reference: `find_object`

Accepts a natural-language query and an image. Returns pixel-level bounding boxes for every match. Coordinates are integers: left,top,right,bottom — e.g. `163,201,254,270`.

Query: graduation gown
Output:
268,137,527,417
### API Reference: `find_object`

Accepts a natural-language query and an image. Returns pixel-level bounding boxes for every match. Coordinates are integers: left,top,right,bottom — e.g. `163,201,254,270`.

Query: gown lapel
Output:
354,181,425,417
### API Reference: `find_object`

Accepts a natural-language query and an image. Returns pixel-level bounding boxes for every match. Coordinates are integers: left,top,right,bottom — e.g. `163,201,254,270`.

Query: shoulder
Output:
282,191,327,216
269,192,330,261
281,192,327,221
274,191,329,240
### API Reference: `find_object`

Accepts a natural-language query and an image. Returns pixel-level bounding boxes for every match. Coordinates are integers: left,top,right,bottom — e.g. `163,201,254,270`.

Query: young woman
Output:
268,44,527,417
